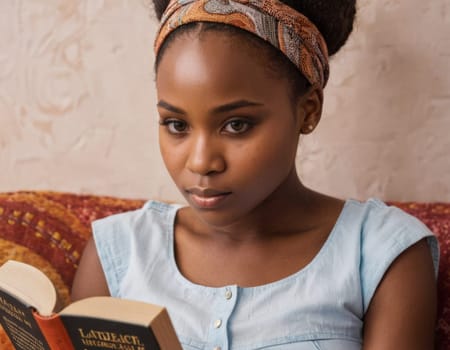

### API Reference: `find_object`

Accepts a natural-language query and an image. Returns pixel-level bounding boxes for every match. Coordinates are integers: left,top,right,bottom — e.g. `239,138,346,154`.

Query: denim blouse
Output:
93,199,439,350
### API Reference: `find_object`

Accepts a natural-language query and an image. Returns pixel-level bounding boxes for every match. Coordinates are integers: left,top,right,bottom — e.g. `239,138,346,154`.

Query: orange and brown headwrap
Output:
154,0,330,89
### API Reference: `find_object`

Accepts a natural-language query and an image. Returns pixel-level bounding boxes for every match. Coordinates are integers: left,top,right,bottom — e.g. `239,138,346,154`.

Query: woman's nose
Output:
186,135,226,176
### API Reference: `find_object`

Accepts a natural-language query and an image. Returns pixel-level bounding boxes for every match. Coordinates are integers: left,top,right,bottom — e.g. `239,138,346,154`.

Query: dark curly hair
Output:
152,0,357,98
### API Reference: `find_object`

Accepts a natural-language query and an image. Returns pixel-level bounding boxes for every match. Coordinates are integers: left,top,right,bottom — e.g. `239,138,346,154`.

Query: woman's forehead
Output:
156,31,286,90
155,33,295,115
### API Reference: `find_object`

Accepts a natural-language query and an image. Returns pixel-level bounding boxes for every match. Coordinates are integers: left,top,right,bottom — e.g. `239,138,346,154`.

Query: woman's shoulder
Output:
88,200,182,297
339,197,433,235
91,199,182,261
343,198,440,311
92,199,182,228
339,197,438,266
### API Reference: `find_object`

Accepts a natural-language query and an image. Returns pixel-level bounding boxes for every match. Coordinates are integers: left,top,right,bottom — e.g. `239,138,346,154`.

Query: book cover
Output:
0,288,51,350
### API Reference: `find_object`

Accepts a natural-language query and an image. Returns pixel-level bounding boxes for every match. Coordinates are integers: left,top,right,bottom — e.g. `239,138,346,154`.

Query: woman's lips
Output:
186,187,231,209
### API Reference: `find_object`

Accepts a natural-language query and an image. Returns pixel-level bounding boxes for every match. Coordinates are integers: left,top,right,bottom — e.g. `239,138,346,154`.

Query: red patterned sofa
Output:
0,191,449,349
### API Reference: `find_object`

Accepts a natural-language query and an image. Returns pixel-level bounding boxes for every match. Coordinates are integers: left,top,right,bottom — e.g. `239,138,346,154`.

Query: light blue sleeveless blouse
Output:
93,198,439,350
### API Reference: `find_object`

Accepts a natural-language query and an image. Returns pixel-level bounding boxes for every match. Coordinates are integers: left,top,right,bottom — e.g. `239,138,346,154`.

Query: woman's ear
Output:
296,87,323,134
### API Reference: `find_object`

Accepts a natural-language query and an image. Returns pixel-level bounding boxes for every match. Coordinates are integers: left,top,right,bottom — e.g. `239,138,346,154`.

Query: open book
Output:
0,260,182,350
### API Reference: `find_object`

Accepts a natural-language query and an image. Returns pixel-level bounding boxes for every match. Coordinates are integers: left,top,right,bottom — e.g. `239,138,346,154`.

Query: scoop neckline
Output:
166,199,352,292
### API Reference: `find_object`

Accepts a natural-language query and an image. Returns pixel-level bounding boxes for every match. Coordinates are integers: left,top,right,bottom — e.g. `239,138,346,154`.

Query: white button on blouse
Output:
214,319,222,328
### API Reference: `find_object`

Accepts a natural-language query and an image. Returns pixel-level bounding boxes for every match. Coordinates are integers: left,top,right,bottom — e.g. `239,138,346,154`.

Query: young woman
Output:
72,1,439,349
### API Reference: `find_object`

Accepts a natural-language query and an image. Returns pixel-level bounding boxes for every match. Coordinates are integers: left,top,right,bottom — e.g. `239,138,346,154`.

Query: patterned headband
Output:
154,0,330,89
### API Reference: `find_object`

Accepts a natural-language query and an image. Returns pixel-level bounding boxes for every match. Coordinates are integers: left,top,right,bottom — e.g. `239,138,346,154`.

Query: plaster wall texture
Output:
0,0,449,202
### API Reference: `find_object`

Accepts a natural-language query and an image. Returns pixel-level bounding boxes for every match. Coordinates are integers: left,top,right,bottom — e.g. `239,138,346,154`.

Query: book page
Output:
0,260,56,316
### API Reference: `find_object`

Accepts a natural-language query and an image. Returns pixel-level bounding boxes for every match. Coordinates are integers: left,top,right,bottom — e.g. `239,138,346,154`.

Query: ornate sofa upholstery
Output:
0,191,449,349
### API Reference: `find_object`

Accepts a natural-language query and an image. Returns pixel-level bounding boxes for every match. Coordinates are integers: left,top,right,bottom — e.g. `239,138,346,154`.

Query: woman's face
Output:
156,31,311,227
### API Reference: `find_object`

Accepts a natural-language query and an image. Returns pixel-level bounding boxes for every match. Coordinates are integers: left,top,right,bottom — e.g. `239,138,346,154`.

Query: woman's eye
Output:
223,120,252,134
161,119,188,134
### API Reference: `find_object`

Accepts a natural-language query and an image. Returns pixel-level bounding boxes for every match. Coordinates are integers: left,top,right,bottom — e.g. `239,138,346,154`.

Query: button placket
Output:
209,286,238,350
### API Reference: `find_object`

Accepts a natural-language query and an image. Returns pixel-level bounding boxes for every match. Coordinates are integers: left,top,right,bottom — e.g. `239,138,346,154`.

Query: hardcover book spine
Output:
33,312,75,350
151,309,183,350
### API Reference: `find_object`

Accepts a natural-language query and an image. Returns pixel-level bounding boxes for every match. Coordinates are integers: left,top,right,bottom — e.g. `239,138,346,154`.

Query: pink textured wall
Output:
0,1,449,202
299,0,450,201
